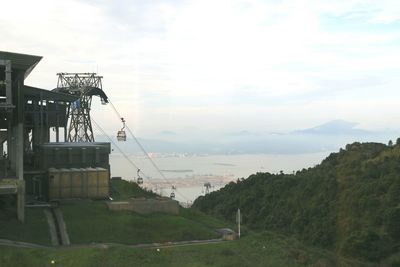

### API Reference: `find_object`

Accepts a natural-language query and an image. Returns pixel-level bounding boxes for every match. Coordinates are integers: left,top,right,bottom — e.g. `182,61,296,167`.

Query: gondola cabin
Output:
117,130,126,141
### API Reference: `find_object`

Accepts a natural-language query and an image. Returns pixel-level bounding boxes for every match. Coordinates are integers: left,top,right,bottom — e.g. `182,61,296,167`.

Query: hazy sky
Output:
1,0,400,138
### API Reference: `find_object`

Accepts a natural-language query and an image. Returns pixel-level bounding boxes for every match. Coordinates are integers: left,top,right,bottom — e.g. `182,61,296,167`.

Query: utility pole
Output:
237,208,241,239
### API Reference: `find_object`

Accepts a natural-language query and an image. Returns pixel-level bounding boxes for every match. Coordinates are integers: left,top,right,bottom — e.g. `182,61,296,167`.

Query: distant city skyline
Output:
2,0,400,138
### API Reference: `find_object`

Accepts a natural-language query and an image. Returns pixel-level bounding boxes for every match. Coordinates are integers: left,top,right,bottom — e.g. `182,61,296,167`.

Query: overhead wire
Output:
107,99,191,202
91,117,158,190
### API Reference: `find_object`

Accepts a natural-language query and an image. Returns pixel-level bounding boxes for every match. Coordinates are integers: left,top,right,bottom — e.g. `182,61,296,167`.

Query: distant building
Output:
216,228,237,241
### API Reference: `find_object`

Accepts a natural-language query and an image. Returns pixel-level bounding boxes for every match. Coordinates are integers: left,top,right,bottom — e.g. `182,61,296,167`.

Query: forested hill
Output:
193,141,400,262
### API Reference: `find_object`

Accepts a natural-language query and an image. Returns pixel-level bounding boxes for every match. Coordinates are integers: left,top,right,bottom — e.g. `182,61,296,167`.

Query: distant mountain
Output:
292,119,370,135
95,120,393,155
193,141,400,262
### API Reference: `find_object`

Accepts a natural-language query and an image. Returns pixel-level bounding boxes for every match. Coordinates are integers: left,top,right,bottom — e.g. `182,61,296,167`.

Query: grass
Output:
0,231,376,267
0,196,51,245
1,179,227,246
179,207,231,230
110,179,157,200
0,179,379,266
60,200,222,244
60,179,227,245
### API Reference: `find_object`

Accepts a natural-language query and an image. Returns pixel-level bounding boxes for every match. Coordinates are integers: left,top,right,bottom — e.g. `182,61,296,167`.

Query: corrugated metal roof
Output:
0,51,42,79
24,85,78,102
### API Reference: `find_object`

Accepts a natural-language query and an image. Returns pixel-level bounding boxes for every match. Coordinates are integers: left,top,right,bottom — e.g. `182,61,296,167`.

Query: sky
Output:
1,0,400,139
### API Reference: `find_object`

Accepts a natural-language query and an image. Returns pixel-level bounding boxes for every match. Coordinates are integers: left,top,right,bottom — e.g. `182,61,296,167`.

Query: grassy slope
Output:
0,179,224,246
110,179,157,200
0,231,381,267
0,196,51,245
1,179,389,266
60,201,221,244
61,179,226,244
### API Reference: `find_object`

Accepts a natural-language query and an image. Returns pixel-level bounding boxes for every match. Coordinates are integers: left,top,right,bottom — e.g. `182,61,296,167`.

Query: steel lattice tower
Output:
54,73,108,142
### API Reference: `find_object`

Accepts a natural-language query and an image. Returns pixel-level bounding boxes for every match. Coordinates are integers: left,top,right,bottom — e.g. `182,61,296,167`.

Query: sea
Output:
109,152,332,204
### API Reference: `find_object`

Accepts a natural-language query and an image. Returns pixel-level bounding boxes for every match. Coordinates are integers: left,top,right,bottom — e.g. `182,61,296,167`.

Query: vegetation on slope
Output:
60,201,221,244
110,179,157,200
0,231,379,267
193,141,400,262
0,195,51,245
61,178,226,244
0,178,224,246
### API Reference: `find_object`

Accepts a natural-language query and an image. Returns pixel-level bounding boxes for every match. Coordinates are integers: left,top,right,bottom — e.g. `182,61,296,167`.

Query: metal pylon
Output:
54,73,108,142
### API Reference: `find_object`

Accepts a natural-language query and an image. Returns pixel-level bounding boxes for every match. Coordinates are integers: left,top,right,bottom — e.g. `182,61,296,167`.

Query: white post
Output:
237,208,241,239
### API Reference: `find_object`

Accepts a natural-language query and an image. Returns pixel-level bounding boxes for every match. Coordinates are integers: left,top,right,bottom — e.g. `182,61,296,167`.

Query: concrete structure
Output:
0,179,25,222
48,167,109,200
35,142,110,170
0,51,47,221
216,228,237,241
0,51,112,220
107,197,180,215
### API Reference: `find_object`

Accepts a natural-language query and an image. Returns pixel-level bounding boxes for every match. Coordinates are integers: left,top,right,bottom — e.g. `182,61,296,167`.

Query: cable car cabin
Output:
117,130,126,141
170,192,175,199
137,177,143,185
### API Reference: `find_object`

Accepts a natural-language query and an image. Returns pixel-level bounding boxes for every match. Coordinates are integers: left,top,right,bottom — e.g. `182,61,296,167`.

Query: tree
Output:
388,140,393,146
396,138,400,145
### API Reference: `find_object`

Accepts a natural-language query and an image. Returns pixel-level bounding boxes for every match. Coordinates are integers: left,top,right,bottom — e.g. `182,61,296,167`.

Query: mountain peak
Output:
294,119,369,135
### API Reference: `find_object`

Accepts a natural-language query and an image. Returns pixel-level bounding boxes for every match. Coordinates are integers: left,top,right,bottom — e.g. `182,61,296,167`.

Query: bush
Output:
342,230,392,261
384,207,400,240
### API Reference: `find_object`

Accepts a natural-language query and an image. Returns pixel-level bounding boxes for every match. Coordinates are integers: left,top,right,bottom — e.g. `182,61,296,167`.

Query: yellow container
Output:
48,168,109,200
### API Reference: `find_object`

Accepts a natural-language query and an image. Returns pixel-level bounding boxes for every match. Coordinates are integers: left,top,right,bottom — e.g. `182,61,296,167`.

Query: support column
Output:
17,180,25,222
16,73,25,223
16,123,23,180
9,125,16,173
5,60,12,106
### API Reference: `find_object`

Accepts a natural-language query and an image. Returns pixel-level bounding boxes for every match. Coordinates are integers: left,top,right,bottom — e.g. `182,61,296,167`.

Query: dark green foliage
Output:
384,206,400,240
193,141,400,262
342,230,391,261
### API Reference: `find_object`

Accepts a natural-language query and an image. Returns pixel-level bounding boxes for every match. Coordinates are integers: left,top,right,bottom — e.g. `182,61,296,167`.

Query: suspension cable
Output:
92,118,156,189
107,99,191,202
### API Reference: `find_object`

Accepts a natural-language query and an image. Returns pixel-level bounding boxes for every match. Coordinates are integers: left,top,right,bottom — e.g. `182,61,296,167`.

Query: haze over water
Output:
110,152,330,202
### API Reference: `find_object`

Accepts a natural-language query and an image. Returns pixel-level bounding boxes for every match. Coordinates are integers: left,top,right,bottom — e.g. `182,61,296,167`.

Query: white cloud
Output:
1,0,400,136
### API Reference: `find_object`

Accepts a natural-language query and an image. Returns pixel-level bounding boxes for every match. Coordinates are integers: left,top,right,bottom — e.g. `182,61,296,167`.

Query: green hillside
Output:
193,141,400,262
110,179,158,200
0,231,377,267
0,200,51,245
60,201,221,244
0,179,225,246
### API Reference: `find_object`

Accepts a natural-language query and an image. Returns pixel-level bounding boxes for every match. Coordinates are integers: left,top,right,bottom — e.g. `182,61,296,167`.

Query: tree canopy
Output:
193,142,400,262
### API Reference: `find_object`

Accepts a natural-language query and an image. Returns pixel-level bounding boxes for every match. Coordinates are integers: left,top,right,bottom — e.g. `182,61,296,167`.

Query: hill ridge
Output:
193,141,400,262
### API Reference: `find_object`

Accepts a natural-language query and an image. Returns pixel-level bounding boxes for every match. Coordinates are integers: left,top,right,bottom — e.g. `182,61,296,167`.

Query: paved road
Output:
0,238,227,250
0,239,49,249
